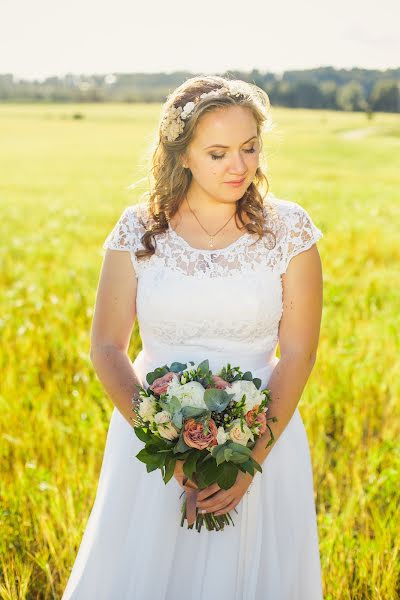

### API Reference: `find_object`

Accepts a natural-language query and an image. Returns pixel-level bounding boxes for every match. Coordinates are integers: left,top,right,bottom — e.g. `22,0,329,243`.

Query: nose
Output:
228,152,247,176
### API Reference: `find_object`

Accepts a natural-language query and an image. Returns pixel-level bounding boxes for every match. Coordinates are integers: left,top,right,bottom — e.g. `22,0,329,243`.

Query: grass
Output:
0,102,399,599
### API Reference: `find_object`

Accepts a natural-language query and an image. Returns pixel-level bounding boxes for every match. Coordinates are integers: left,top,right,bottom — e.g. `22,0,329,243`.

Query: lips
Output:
225,177,245,184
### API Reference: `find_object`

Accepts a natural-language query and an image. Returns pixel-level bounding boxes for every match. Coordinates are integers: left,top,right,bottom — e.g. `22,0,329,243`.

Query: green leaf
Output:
216,462,239,489
197,458,219,487
197,359,210,373
181,406,209,419
250,456,263,474
242,371,253,381
223,447,234,462
133,427,152,443
136,449,165,469
229,452,251,464
172,410,183,428
203,388,235,412
237,459,255,476
163,454,177,484
183,451,199,480
146,463,160,473
146,366,169,385
252,377,261,389
173,432,192,454
169,362,187,373
227,442,252,457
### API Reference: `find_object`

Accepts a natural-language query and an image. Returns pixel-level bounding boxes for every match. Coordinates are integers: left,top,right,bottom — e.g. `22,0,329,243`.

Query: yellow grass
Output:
0,102,399,599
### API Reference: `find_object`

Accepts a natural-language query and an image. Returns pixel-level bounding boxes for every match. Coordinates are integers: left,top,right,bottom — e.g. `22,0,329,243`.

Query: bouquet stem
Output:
179,493,237,532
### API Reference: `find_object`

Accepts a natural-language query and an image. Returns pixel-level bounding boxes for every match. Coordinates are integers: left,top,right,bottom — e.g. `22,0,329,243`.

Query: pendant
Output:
209,237,214,248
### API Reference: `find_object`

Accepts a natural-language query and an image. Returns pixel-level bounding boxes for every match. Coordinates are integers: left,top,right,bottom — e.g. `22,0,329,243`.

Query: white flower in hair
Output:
180,101,196,119
160,81,256,143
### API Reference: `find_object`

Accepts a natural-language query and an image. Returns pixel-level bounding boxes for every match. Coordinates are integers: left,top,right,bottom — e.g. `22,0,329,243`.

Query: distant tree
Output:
320,80,338,109
369,80,399,112
336,81,367,111
293,80,324,108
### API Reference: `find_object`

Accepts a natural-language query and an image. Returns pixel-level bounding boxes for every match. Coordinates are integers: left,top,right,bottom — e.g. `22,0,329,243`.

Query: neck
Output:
184,186,238,219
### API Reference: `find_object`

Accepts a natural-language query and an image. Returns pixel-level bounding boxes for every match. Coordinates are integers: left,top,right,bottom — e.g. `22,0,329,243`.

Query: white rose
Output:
228,380,264,413
181,101,195,118
154,410,173,425
138,396,157,423
167,380,207,409
228,419,254,446
216,426,229,445
154,411,179,440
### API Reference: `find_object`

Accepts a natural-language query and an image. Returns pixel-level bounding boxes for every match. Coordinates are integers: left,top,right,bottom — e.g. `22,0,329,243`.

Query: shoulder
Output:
264,192,322,235
102,201,149,252
263,192,313,223
262,191,324,274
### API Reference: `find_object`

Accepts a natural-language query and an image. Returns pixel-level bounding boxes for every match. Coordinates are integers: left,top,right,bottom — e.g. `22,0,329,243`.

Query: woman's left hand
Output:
196,471,253,516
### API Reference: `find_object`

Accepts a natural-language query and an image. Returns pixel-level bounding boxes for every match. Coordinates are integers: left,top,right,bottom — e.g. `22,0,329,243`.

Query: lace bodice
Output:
102,192,323,360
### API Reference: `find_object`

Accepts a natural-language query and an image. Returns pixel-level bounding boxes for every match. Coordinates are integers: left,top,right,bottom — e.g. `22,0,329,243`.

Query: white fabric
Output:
62,191,324,599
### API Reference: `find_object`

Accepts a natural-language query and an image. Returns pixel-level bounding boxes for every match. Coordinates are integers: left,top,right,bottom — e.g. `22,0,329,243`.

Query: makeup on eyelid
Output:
210,147,257,160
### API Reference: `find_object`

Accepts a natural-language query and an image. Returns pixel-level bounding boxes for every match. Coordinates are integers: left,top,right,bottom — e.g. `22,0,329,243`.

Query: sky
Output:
0,0,398,81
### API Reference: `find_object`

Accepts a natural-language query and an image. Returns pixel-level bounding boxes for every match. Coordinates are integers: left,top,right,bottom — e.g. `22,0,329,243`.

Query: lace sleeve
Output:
102,205,140,275
279,202,323,275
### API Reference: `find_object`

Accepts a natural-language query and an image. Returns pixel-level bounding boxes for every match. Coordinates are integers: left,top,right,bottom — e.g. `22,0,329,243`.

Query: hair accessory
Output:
160,81,252,143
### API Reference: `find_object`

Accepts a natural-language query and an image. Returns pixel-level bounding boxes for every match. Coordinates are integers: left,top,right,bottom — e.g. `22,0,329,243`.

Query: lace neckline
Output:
168,225,252,253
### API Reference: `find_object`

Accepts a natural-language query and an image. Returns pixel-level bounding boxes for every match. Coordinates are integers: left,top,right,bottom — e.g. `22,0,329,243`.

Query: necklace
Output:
185,196,236,249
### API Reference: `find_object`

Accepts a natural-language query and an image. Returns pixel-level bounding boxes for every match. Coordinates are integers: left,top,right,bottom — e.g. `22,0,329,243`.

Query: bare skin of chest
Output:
169,210,253,251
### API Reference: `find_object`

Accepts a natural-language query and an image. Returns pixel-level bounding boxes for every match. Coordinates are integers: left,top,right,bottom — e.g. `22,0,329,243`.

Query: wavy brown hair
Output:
134,74,277,261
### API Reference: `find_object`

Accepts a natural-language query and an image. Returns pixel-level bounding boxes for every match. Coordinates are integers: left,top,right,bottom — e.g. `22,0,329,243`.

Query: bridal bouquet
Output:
130,359,277,532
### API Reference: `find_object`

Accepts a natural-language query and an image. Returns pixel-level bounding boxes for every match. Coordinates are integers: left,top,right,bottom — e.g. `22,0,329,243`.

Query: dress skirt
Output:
62,350,323,600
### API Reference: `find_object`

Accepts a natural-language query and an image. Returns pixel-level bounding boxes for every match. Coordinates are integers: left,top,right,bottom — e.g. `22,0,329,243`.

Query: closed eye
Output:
210,148,257,160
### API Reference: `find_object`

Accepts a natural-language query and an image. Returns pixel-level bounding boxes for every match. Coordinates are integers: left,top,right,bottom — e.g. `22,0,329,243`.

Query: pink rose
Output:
149,371,177,395
207,375,231,390
254,411,267,434
183,418,218,450
245,405,267,434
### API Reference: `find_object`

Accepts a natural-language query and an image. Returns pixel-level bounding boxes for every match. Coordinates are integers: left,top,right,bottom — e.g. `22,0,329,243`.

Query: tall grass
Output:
0,103,399,599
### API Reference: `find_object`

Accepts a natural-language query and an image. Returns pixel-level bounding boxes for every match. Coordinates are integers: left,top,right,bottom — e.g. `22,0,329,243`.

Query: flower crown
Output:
160,81,258,143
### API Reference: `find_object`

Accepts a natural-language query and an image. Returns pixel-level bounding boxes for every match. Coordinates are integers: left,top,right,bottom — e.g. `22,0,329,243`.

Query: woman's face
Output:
183,105,260,202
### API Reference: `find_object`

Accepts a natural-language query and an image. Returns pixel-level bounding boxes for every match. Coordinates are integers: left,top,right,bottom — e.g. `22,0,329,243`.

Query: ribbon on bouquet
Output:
182,476,199,526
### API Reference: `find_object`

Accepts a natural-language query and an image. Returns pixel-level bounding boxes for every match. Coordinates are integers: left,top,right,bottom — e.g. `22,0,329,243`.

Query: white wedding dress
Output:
62,191,324,599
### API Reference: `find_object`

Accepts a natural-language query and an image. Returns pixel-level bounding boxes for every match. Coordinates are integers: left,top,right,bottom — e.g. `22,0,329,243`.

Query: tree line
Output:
0,67,398,112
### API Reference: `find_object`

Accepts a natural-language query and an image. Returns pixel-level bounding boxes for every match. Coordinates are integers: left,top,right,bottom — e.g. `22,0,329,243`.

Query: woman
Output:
62,75,324,599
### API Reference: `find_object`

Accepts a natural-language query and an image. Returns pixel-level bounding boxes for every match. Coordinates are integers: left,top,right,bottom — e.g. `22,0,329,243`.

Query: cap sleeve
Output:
102,205,141,275
279,201,323,275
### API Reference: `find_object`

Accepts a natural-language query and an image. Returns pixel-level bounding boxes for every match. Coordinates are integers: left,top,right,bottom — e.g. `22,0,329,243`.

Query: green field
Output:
0,103,399,599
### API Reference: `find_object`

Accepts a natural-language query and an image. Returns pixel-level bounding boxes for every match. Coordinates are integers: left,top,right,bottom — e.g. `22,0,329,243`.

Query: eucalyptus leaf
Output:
203,388,235,412
169,362,188,373
181,406,209,419
252,377,262,389
172,411,183,428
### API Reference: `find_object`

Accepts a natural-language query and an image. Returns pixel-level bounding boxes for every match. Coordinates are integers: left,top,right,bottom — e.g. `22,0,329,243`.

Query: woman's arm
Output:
90,248,142,429
251,242,323,468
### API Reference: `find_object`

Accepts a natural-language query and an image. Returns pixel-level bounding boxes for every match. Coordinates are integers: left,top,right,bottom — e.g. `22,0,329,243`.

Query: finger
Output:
197,493,233,512
214,500,238,516
197,483,221,502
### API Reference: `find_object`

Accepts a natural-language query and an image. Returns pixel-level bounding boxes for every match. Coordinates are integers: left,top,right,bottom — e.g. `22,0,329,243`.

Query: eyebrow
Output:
204,135,258,150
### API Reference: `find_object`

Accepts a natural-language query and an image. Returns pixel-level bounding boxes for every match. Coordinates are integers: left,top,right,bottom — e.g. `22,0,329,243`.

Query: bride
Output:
62,75,324,599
